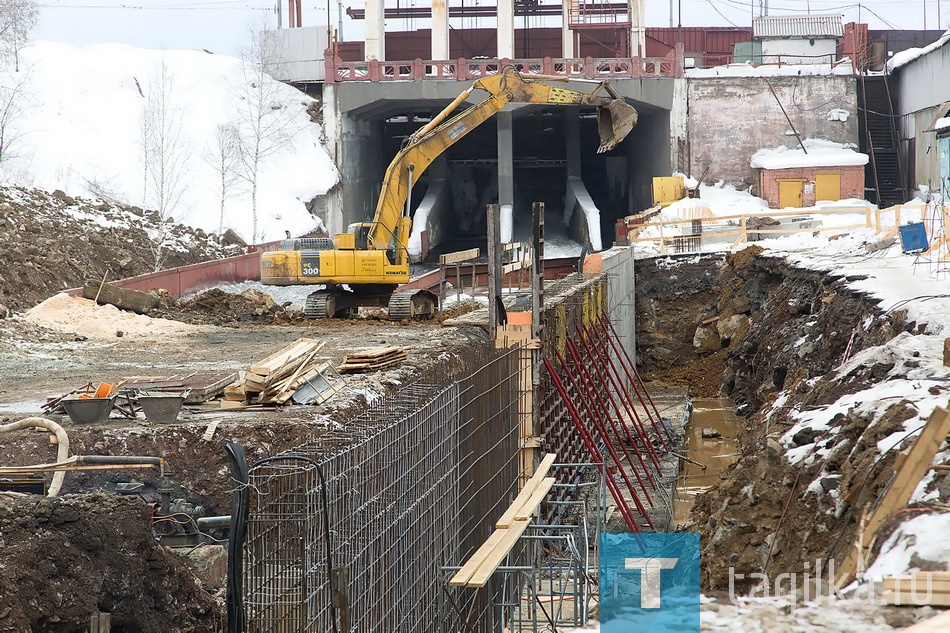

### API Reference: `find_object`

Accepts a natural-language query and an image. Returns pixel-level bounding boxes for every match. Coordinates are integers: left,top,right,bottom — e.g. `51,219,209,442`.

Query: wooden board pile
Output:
223,338,339,407
882,572,950,606
337,344,408,373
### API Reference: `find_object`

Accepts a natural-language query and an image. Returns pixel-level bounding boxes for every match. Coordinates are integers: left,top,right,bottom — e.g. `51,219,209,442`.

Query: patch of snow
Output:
934,116,950,132
826,108,850,122
751,139,868,170
686,59,854,78
865,513,950,580
0,41,339,244
886,30,950,72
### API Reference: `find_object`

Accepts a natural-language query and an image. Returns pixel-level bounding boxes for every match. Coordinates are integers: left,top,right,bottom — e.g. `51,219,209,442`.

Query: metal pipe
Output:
197,515,232,529
0,417,69,497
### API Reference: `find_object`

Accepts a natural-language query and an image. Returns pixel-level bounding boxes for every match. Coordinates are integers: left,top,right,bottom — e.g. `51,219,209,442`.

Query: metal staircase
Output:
859,74,907,207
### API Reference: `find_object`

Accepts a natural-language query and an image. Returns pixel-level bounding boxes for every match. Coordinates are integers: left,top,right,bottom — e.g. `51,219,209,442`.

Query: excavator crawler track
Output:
388,289,438,321
305,289,357,319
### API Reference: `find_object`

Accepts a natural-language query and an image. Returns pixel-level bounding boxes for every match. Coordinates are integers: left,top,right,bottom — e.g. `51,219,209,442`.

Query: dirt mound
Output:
152,288,304,325
0,186,241,312
0,493,220,632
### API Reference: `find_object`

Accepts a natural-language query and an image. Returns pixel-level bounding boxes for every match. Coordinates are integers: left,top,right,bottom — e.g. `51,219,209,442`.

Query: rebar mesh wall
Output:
538,273,609,466
244,345,525,632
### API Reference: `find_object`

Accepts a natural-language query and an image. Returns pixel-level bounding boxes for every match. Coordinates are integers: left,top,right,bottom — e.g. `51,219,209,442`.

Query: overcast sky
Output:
34,0,948,58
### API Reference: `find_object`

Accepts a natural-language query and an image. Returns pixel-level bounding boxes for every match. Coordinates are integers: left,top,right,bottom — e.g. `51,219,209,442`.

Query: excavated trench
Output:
635,247,942,593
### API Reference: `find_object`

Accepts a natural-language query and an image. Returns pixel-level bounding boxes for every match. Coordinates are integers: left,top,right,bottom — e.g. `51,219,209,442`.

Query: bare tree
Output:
208,122,243,237
0,0,37,72
140,58,190,270
0,69,28,163
234,24,302,244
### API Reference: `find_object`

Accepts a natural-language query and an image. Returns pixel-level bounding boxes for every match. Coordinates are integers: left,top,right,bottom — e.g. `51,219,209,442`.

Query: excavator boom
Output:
260,69,638,319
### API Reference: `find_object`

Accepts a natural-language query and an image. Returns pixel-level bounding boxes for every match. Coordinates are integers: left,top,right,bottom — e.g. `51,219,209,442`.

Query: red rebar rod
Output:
601,315,673,442
564,337,657,496
578,326,663,474
554,349,653,527
543,357,640,533
592,317,672,450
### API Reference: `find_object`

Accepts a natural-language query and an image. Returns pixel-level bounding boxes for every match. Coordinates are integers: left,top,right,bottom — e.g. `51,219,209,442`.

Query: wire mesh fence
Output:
243,344,527,632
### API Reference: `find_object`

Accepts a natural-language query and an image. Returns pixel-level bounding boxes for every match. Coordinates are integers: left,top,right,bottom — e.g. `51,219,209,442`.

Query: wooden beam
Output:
449,529,508,586
837,406,950,586
439,248,479,265
514,477,555,520
496,453,557,528
467,518,532,588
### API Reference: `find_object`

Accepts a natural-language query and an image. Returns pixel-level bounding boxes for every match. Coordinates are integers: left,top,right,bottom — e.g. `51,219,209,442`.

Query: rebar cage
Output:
243,345,526,632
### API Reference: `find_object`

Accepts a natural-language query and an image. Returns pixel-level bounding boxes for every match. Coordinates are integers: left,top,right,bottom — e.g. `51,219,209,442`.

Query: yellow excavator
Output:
260,69,638,319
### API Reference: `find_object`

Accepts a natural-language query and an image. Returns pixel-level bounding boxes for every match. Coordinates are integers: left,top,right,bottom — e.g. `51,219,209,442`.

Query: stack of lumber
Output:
223,338,330,407
450,453,557,588
882,572,950,607
337,345,408,373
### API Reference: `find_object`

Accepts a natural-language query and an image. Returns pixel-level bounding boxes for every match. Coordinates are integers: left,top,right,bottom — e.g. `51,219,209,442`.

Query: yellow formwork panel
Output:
652,176,686,207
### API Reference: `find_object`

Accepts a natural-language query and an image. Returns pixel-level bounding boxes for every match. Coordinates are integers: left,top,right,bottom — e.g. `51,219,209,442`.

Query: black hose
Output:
225,443,250,633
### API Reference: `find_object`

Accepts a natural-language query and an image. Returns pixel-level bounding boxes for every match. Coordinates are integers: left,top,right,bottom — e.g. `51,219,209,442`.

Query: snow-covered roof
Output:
886,29,950,72
685,58,854,78
750,139,869,170
934,117,950,133
753,14,844,39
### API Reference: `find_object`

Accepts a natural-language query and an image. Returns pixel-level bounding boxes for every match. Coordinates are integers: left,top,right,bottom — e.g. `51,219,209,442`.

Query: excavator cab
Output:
346,222,374,250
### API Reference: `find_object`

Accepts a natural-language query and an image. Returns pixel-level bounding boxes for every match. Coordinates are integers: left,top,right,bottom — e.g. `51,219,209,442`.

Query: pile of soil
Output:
152,288,304,326
0,186,241,313
0,493,220,631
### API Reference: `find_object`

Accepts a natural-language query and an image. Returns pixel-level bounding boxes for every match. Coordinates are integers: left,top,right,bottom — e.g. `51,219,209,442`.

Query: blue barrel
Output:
898,222,929,253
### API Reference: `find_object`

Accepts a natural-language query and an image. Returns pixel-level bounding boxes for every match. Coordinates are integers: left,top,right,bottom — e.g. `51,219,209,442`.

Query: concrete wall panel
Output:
686,75,858,189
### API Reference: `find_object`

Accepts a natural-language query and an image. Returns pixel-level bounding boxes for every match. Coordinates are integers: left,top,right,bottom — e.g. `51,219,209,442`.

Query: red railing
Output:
324,49,683,82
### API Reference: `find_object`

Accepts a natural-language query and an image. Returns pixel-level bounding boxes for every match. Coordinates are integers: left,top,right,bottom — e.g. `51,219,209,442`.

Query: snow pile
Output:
886,29,950,72
751,138,869,170
866,513,950,580
0,41,338,243
24,293,206,339
686,60,854,78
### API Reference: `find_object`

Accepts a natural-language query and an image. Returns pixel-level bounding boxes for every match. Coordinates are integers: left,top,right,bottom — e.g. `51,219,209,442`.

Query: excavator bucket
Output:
596,99,639,153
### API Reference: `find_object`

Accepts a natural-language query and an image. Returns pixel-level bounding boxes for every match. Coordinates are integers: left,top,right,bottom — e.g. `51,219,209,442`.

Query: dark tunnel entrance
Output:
375,101,669,260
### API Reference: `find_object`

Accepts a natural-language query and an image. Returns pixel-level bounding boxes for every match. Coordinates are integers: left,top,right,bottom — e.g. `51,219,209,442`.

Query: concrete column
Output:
365,0,385,60
629,0,645,57
498,110,514,223
498,0,515,58
561,0,575,57
566,109,581,178
431,0,450,60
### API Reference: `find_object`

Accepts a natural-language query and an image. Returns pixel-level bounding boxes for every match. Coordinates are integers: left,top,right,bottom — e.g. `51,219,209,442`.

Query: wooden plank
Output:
249,338,320,375
467,519,532,588
837,406,950,586
202,420,220,441
495,478,545,530
496,453,557,528
884,575,950,594
881,590,950,607
901,610,950,631
502,260,530,275
439,248,479,265
514,477,555,521
449,529,509,586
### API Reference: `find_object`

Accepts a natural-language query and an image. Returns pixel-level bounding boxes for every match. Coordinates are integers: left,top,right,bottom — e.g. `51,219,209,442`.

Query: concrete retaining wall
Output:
686,75,858,189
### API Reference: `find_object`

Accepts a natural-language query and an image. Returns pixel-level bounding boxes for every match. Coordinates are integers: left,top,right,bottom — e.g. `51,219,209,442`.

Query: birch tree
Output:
208,122,242,237
0,0,37,72
140,59,190,270
235,26,300,244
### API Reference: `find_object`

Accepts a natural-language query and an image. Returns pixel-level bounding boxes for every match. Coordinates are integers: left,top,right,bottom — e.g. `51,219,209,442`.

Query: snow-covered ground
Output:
0,41,338,243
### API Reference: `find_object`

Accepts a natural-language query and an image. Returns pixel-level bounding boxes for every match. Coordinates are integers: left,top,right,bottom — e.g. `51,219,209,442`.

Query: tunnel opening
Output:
376,102,667,260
